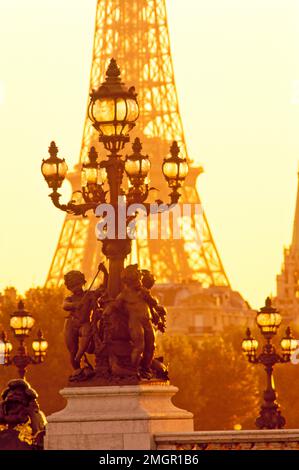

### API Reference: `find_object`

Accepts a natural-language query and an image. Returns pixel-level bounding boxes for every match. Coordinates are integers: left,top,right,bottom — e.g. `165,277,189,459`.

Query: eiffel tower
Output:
46,0,229,289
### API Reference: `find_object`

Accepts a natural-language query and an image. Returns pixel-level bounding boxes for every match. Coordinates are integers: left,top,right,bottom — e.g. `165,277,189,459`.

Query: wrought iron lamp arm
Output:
49,189,100,217
1,349,46,379
49,183,183,219
276,354,292,364
255,352,281,366
247,355,259,364
246,344,284,366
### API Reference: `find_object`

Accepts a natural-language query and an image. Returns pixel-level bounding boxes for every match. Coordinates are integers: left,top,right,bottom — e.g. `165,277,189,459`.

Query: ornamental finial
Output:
265,297,272,308
48,141,58,158
88,146,98,164
132,137,142,154
170,141,180,158
106,58,121,79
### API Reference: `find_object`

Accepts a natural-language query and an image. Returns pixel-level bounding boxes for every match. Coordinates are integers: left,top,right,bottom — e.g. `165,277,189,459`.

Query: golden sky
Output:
0,0,299,309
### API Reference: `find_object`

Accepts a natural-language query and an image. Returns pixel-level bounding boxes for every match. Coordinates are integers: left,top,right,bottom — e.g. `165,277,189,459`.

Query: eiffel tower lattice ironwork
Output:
46,0,230,288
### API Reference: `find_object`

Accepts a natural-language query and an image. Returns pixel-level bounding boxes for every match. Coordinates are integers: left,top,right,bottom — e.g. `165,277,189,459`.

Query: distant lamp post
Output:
0,301,48,379
242,297,297,429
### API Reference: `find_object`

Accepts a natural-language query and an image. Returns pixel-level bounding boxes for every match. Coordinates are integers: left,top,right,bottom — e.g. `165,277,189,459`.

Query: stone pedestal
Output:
45,384,193,450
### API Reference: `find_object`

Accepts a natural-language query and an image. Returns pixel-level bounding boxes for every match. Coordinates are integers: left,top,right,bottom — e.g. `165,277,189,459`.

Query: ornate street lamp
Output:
41,58,189,298
0,301,48,379
242,297,297,429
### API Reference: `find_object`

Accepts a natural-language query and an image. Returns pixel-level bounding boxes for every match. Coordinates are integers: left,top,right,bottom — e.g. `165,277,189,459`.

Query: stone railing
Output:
155,430,299,450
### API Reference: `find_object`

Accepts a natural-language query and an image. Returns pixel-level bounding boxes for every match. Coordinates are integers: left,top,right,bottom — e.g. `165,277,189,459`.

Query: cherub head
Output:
141,270,155,289
64,270,86,294
1,379,38,419
121,264,142,290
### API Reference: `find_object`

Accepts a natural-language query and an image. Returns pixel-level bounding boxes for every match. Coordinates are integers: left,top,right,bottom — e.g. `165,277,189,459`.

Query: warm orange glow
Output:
10,315,35,336
242,337,258,354
234,424,242,431
93,98,115,122
0,81,4,106
256,312,282,334
0,1,298,309
32,338,48,355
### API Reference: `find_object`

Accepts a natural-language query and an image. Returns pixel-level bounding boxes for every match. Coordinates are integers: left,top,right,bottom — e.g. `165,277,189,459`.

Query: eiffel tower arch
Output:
46,0,230,290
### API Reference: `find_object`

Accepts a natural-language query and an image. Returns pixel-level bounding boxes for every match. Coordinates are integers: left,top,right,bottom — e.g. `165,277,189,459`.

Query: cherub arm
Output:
63,296,82,312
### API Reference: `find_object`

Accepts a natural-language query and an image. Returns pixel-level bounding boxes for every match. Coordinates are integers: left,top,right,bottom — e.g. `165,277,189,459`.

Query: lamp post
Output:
41,58,188,298
0,301,48,379
242,297,297,429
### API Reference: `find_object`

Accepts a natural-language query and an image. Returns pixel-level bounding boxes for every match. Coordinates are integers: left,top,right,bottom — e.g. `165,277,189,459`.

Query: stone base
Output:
45,383,193,450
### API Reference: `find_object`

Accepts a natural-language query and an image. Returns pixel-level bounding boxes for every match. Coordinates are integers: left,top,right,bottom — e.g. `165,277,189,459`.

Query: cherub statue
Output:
110,264,167,378
0,379,46,450
140,269,167,333
63,263,108,379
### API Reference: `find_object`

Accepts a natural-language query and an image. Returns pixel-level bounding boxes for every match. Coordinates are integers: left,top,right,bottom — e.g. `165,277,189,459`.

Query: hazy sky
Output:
0,0,299,309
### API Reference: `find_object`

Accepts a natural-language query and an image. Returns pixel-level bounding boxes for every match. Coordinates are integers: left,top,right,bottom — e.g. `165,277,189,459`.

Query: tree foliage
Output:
158,333,260,430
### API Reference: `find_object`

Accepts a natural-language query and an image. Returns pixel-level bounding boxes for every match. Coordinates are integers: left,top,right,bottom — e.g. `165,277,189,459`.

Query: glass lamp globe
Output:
81,147,107,186
125,138,151,181
10,301,35,338
242,328,258,359
280,327,298,358
81,147,107,203
41,141,68,190
88,59,139,144
32,330,48,362
256,297,282,338
162,141,188,188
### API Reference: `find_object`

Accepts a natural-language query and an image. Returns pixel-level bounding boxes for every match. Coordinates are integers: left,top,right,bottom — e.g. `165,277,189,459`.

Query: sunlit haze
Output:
0,0,299,309
0,81,4,106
